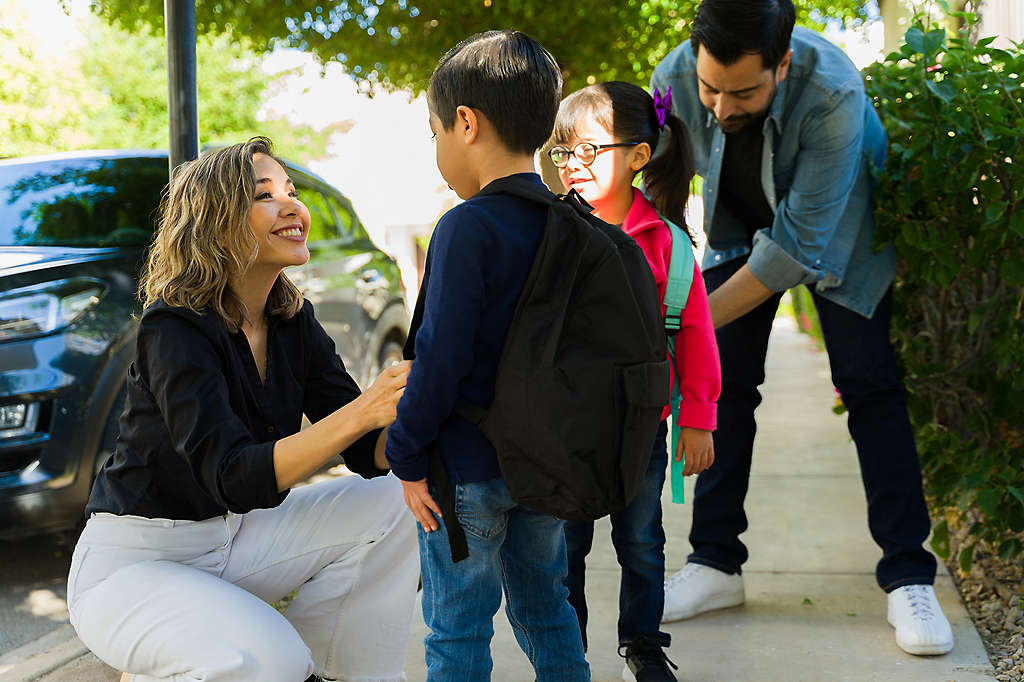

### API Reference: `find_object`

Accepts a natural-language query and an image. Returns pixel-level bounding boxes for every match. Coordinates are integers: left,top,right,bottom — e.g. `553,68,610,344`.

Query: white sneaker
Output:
661,563,745,623
887,584,954,655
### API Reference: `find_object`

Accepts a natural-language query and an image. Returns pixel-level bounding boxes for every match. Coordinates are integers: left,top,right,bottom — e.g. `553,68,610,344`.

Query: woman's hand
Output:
357,361,412,430
677,427,715,476
273,362,410,491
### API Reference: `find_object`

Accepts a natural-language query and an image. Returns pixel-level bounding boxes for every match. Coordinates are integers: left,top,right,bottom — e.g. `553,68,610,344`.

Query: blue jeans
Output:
418,477,590,682
689,258,937,592
564,421,669,648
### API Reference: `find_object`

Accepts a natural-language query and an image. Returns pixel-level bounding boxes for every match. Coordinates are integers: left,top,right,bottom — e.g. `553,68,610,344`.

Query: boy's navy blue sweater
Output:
385,173,547,483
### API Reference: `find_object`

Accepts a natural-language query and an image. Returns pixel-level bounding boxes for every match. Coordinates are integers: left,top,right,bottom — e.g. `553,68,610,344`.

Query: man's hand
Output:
400,478,442,532
677,427,715,476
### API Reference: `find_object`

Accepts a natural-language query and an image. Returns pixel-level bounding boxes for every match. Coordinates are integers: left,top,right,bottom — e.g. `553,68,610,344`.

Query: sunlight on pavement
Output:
16,589,69,622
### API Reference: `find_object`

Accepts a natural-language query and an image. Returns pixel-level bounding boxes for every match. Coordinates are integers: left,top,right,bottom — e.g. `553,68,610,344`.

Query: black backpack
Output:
406,175,669,560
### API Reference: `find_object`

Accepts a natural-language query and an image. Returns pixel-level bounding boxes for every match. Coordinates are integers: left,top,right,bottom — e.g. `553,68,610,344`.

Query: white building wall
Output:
975,0,1024,49
882,0,1024,53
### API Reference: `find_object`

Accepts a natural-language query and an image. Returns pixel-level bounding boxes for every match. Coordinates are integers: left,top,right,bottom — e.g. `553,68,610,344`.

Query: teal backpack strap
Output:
662,217,694,504
662,218,693,336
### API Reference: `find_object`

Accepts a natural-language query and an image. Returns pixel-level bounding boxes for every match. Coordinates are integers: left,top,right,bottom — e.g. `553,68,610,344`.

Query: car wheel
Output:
363,338,406,389
378,339,405,370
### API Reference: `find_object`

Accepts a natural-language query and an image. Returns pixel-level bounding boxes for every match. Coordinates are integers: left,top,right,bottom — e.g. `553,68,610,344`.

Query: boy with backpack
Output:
384,30,592,681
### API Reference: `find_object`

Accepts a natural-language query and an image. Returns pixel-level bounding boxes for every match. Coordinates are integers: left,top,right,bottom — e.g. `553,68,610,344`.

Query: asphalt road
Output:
0,531,77,656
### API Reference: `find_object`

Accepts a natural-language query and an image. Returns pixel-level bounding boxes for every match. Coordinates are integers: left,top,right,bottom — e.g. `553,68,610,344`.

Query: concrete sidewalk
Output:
401,315,993,681
4,316,995,681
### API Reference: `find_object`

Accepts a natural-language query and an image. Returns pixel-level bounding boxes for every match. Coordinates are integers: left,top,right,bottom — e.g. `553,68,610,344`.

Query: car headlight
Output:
0,403,40,439
0,278,106,341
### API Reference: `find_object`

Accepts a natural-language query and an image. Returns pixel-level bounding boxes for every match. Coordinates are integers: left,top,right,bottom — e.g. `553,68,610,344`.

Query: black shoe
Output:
619,633,678,682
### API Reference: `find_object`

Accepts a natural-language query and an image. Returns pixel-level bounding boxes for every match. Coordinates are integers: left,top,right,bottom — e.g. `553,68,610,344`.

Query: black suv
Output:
0,150,409,538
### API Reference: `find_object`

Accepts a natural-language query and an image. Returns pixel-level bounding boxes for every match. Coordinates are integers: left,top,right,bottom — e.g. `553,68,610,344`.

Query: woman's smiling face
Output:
248,153,311,271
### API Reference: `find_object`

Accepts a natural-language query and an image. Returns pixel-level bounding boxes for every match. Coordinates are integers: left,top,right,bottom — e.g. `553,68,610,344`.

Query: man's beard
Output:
709,80,777,133
715,112,760,133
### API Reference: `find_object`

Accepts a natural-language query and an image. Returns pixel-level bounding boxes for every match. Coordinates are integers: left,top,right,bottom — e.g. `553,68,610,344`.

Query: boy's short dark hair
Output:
428,30,562,155
691,0,795,70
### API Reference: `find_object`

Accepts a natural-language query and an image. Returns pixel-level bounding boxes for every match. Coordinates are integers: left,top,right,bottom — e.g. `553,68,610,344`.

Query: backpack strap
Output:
662,217,694,335
429,444,469,563
661,216,695,505
477,175,597,219
405,270,471,563
476,174,560,205
455,398,487,425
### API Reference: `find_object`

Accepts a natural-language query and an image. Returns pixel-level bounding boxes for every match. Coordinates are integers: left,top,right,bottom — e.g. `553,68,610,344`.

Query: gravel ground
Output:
943,528,1024,680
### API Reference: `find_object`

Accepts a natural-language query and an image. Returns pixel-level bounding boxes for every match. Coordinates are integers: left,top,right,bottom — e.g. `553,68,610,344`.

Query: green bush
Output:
863,7,1024,569
788,286,824,347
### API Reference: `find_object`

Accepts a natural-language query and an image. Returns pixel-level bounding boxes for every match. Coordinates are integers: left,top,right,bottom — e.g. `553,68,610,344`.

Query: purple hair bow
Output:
653,87,672,127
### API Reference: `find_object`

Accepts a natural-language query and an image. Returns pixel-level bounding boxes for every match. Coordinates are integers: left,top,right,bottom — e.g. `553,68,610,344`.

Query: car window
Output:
325,194,370,243
293,181,339,243
0,157,167,247
326,194,353,235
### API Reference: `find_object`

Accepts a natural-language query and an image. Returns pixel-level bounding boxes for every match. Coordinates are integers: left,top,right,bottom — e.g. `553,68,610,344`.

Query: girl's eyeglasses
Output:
548,142,640,168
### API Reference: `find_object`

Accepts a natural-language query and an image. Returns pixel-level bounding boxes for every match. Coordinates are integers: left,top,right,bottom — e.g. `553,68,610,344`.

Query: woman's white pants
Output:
67,474,419,682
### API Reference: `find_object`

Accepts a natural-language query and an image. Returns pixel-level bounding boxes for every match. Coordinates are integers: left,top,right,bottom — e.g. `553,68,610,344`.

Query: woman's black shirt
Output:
86,299,385,520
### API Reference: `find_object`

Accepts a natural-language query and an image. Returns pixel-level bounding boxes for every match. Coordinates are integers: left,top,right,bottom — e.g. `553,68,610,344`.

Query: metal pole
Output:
165,0,198,172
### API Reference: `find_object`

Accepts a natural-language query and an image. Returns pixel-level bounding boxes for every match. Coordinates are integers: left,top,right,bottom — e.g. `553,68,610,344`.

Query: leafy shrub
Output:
788,286,824,346
863,7,1024,569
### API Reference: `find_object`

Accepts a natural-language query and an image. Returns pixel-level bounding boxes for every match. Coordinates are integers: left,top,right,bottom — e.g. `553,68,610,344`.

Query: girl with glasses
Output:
550,82,721,682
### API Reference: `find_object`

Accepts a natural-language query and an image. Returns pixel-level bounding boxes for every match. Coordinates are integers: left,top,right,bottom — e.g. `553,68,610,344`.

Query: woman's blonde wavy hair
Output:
139,136,303,332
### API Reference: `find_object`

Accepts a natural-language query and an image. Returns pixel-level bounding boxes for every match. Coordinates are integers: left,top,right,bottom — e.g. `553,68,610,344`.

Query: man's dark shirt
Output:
86,298,385,521
718,114,774,244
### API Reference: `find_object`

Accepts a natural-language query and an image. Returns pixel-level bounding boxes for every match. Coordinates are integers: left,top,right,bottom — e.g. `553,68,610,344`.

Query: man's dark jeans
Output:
565,421,670,649
689,258,937,592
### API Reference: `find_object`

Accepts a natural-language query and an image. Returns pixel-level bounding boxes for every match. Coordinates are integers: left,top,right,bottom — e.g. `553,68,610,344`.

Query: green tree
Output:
0,10,332,161
88,0,873,94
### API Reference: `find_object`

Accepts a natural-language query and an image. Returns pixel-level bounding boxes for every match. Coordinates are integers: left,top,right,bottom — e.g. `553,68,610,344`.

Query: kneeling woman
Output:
67,137,418,682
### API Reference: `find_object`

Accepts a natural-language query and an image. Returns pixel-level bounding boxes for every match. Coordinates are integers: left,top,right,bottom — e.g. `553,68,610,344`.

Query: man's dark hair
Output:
428,30,562,155
690,0,796,70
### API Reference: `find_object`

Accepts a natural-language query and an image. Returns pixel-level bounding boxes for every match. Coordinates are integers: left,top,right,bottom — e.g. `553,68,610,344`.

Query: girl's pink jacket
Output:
621,188,721,431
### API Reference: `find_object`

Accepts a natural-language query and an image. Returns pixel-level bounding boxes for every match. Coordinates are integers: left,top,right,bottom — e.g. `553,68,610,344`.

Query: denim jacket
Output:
651,27,894,318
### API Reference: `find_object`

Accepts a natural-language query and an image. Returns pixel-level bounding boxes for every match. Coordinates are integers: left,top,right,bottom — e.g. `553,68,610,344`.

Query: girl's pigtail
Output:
645,113,698,246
